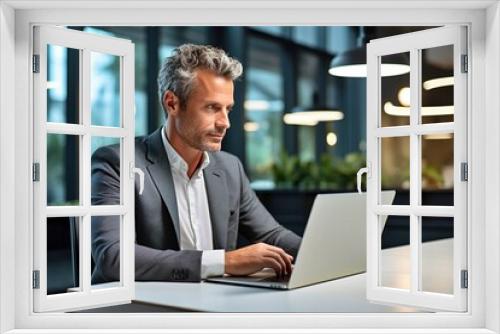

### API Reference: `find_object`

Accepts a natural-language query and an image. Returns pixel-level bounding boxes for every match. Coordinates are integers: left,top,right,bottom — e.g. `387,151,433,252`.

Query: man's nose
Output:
216,110,231,129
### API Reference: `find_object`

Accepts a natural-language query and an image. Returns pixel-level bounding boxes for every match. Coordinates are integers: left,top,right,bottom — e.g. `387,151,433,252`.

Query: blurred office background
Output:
46,26,454,294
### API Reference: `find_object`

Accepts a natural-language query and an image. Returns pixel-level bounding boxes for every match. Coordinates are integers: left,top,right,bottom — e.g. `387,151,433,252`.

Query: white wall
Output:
0,2,499,332
485,2,500,332
0,2,16,333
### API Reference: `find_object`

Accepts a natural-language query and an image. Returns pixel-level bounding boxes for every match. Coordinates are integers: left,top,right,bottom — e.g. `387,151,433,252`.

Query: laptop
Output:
206,190,396,290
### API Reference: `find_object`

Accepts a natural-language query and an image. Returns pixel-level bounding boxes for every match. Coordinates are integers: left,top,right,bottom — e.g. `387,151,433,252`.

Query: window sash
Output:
32,25,136,312
366,25,468,312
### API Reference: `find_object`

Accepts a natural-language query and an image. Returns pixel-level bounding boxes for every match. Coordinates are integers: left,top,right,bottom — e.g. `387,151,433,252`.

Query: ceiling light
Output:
244,100,270,110
46,81,60,90
244,122,259,132
423,76,454,90
329,49,410,78
328,27,410,78
283,111,344,126
423,133,453,140
384,102,454,117
398,87,411,107
329,62,410,77
326,132,338,146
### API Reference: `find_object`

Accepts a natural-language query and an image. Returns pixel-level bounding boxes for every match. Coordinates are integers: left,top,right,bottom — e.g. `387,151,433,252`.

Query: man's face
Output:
172,69,234,152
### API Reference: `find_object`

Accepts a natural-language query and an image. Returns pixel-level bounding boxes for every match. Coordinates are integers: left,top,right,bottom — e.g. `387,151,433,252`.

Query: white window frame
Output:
366,26,468,312
32,25,136,312
0,1,499,333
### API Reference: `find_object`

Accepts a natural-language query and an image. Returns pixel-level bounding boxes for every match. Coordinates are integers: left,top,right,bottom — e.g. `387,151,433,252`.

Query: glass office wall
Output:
292,26,323,49
158,27,211,125
296,50,321,162
68,26,390,190
62,26,452,193
244,37,284,185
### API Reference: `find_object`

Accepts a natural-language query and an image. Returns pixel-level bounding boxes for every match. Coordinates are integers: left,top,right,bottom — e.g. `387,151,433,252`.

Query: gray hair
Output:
157,44,243,113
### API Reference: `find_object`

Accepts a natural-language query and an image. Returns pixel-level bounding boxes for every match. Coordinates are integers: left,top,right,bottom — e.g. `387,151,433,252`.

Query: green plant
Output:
271,151,366,190
422,164,444,188
271,151,302,188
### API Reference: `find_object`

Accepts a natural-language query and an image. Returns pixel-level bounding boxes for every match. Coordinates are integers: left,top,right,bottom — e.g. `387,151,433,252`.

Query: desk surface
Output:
134,239,452,313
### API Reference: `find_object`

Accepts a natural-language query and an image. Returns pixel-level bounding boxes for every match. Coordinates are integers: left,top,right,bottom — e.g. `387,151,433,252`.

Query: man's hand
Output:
224,243,293,277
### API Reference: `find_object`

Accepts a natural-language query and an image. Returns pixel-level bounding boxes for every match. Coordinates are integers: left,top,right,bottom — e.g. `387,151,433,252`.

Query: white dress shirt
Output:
161,127,225,279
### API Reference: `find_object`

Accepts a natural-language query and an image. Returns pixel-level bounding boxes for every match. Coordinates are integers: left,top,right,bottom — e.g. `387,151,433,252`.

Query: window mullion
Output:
123,47,136,292
33,27,50,304
81,48,91,294
409,48,421,294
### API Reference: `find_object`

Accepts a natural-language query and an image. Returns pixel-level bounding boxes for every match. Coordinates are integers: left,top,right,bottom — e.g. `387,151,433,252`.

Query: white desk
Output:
134,239,452,313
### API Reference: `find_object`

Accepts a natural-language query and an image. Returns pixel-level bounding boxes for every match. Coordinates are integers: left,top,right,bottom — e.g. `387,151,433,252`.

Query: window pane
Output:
380,215,410,290
380,136,410,205
298,127,316,162
421,216,453,294
91,137,121,206
47,216,80,295
326,27,354,54
292,27,322,48
297,52,320,108
380,52,410,127
422,133,454,206
251,26,286,37
159,27,210,60
421,45,454,124
83,27,148,135
245,37,284,184
47,44,80,124
47,134,80,206
297,51,321,162
91,215,121,289
131,33,148,136
91,52,121,127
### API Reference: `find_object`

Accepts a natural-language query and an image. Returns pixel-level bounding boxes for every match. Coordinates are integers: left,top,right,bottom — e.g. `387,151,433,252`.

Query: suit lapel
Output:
204,160,229,249
145,129,229,250
145,129,181,244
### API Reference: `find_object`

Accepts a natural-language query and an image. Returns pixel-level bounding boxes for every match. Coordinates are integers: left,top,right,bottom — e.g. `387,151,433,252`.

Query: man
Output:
91,44,301,283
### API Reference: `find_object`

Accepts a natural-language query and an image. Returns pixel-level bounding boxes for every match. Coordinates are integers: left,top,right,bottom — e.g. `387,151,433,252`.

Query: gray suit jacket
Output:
91,128,301,283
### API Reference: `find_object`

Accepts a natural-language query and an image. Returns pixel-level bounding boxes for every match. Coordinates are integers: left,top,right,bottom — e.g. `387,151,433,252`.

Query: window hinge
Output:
32,54,40,73
461,269,468,289
32,163,40,182
33,270,40,289
461,162,468,182
461,54,468,73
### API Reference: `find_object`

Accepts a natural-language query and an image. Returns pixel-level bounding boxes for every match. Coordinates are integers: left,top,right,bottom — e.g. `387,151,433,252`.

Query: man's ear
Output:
163,91,180,117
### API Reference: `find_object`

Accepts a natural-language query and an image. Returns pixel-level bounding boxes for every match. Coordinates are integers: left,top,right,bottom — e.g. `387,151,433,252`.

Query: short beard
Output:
175,120,222,152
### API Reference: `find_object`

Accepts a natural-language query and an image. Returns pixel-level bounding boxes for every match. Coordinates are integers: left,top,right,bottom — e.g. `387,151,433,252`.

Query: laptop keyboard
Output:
260,275,291,283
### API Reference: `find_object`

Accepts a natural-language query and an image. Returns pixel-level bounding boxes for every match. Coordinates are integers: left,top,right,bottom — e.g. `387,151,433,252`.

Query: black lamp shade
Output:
329,46,410,78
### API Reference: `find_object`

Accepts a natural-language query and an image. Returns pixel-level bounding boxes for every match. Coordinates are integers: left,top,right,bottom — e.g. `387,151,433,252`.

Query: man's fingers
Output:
263,251,287,276
264,245,293,275
263,257,283,277
265,244,294,261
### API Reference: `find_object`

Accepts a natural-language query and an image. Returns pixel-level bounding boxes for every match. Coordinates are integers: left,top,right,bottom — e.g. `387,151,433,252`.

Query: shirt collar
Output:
161,123,210,178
